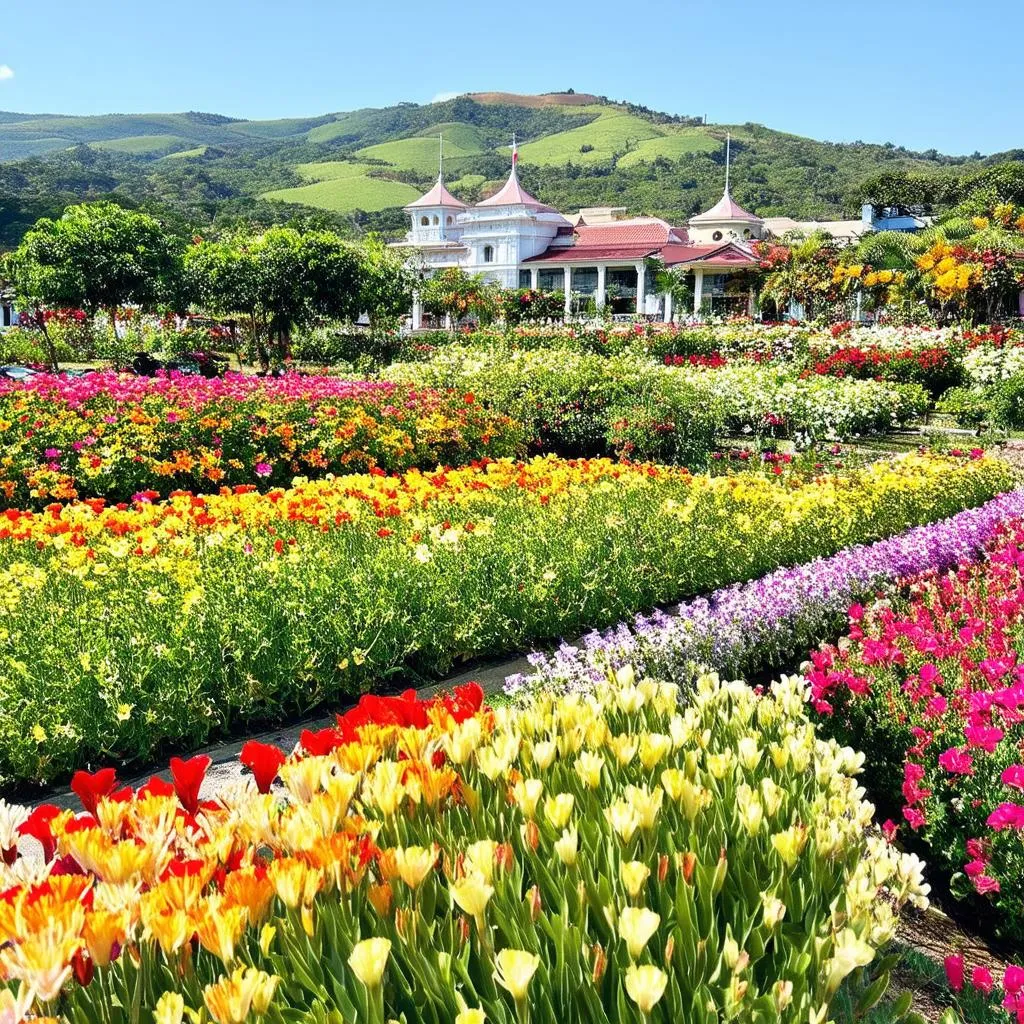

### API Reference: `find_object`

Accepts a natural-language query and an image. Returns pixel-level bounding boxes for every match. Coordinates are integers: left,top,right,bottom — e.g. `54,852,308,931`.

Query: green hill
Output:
0,92,1011,246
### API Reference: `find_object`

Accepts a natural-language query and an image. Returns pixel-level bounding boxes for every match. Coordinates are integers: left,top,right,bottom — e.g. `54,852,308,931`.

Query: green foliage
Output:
5,201,180,318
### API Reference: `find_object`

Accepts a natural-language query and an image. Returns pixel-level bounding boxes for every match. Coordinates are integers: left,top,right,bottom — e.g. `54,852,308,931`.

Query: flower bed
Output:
0,672,928,1024
806,519,1024,938
0,451,1008,788
384,347,928,456
0,371,523,508
806,345,963,397
508,483,1024,698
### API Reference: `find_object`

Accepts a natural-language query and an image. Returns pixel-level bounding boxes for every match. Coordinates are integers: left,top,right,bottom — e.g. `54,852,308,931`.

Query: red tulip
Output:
169,755,211,815
137,775,176,799
945,955,964,992
240,741,286,794
18,804,61,863
70,767,118,816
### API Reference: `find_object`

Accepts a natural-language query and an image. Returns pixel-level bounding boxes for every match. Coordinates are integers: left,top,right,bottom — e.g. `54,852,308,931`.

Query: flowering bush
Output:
806,518,1024,938
385,347,928,454
508,482,1024,697
807,345,963,397
0,671,930,1024
0,372,523,507
0,451,1007,787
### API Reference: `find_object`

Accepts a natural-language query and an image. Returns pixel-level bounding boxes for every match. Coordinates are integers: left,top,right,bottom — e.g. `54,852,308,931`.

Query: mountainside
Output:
0,91,1012,247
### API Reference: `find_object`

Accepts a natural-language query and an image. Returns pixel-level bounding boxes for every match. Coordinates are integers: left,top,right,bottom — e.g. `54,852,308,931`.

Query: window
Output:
420,216,429,226
571,267,598,295
712,230,723,241
483,245,495,263
742,228,752,239
446,216,453,226
518,269,532,288
432,215,439,225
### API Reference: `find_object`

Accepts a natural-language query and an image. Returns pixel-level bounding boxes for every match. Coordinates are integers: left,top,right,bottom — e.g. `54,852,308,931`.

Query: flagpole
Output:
725,132,731,194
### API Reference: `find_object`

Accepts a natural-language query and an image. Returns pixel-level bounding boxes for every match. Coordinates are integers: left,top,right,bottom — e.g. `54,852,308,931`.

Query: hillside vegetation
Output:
0,91,1015,247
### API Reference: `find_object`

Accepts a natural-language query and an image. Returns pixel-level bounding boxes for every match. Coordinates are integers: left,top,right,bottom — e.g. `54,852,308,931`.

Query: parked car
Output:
0,365,39,381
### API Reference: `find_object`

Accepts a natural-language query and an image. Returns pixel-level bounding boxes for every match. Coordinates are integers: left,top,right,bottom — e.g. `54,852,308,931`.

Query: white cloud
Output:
0,66,14,82
430,90,461,104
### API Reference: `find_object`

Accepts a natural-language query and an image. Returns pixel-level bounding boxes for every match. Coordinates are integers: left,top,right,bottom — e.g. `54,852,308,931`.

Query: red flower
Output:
944,955,964,992
18,804,61,863
169,755,211,815
972,965,994,994
137,775,176,799
70,767,119,817
240,741,286,794
71,949,95,988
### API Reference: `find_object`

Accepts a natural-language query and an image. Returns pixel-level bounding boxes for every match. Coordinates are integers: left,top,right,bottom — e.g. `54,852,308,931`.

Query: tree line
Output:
1,201,414,370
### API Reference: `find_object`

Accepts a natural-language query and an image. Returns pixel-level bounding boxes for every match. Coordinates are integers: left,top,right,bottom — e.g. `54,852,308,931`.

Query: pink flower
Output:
903,805,927,830
255,462,272,477
1002,765,1024,790
945,955,964,992
881,819,899,842
974,874,1001,895
972,965,994,994
1006,964,1024,996
964,724,1004,752
938,747,974,775
987,802,1024,831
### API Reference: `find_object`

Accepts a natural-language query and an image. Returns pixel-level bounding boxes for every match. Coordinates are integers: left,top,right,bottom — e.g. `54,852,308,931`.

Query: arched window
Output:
446,215,453,226
742,228,752,239
712,230,723,242
420,216,429,226
483,245,494,263
432,215,439,225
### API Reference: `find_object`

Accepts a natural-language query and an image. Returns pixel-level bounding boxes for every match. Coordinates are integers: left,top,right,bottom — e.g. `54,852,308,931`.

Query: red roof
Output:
405,176,467,210
476,168,555,211
573,219,676,246
662,242,759,266
524,244,659,263
690,189,762,223
524,239,760,266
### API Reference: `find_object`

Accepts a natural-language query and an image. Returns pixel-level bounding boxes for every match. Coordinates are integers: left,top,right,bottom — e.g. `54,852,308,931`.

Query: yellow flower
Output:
771,825,808,867
625,964,668,1013
204,966,279,1024
574,751,604,789
450,874,494,920
512,778,543,819
639,733,671,770
494,948,540,1002
31,724,46,743
393,845,438,889
154,992,185,1024
456,1011,487,1024
554,827,578,866
348,937,392,989
464,839,498,883
605,800,640,843
115,703,133,722
543,793,575,829
620,861,650,899
618,906,661,960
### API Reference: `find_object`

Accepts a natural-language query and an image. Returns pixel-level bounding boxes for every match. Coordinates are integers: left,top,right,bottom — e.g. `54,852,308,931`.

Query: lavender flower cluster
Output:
505,488,1024,696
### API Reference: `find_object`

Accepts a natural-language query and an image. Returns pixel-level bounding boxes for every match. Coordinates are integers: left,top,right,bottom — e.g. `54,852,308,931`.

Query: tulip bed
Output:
806,518,1024,940
0,372,523,508
0,672,930,1024
0,451,1009,788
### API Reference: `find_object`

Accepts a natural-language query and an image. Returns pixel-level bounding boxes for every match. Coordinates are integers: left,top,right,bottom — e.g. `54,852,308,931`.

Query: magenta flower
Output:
255,462,272,477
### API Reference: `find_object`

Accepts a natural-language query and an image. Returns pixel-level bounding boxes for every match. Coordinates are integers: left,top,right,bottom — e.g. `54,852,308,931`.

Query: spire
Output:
724,132,731,195
438,132,444,182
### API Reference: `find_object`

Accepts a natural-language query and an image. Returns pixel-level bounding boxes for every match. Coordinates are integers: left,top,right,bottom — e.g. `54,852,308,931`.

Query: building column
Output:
411,292,423,331
663,290,673,323
596,265,607,309
563,266,572,316
693,269,704,315
635,261,646,316
530,267,539,290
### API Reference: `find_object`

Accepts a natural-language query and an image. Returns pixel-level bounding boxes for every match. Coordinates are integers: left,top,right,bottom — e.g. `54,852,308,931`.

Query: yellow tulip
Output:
624,963,668,1013
620,861,650,899
393,845,438,889
618,906,661,960
543,793,575,829
153,992,185,1024
348,937,392,989
456,1011,487,1024
464,839,498,883
451,873,494,919
771,825,808,867
554,827,578,866
512,778,544,820
574,751,604,789
494,948,540,1002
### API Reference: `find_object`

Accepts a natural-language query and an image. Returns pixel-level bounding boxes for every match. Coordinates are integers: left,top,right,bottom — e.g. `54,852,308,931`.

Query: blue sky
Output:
1,0,1021,155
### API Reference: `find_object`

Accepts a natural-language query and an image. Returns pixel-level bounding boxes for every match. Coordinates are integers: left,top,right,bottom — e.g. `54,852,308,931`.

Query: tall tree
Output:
184,227,363,369
5,202,180,340
358,234,415,334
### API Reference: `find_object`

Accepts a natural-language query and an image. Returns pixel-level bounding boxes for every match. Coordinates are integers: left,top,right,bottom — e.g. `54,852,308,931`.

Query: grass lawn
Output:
161,145,208,160
92,134,189,155
354,122,488,173
515,108,663,166
261,174,421,213
616,126,722,166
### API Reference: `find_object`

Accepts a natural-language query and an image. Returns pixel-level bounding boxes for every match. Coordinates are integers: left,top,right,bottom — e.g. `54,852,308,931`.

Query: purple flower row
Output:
505,487,1024,696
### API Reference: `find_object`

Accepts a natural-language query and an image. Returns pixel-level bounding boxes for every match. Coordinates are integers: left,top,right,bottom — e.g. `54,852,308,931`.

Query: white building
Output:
393,147,766,325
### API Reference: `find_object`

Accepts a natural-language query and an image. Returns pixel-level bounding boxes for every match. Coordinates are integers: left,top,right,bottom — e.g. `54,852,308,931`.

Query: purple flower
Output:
507,488,1024,697
255,462,272,477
